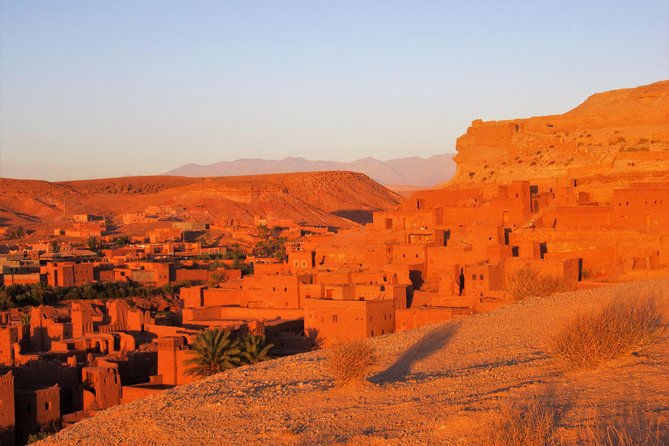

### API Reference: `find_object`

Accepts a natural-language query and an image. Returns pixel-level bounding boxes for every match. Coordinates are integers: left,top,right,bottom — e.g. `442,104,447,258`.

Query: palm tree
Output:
239,333,273,365
185,329,241,377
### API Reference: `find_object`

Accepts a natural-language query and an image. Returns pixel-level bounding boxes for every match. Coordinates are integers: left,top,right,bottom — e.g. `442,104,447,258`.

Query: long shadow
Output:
370,323,459,384
404,353,551,384
332,210,374,225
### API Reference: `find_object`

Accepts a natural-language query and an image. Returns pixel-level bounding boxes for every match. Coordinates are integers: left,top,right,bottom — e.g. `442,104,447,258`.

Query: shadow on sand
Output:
370,323,459,384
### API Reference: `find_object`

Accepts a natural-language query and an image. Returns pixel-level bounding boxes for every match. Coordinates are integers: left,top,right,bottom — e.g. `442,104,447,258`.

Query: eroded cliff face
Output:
450,80,669,185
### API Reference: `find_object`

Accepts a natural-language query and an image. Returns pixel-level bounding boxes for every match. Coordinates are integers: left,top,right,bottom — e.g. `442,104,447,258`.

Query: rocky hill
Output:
40,280,669,445
167,154,457,187
0,171,400,231
450,80,669,185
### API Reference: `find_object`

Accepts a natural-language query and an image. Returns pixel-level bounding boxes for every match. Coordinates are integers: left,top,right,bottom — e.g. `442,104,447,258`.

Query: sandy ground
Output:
41,279,669,445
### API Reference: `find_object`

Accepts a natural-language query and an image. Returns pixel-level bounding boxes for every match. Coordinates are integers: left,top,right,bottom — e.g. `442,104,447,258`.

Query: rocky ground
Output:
41,279,669,445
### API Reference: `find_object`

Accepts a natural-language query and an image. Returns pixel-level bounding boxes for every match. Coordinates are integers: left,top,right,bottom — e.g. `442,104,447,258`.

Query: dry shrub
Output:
508,266,567,300
481,397,561,446
583,413,667,445
325,339,376,386
553,297,664,368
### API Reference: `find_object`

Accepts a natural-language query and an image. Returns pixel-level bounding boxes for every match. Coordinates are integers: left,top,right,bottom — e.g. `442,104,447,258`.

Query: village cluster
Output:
0,175,668,444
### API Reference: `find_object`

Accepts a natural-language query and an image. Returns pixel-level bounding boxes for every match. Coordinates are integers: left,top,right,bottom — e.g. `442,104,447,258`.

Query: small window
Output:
332,315,338,323
472,274,476,281
45,402,51,411
479,274,484,280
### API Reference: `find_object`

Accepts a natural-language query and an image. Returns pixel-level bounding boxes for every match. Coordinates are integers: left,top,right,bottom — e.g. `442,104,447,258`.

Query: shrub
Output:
480,397,560,446
325,339,376,386
553,297,664,368
583,412,668,445
507,267,567,300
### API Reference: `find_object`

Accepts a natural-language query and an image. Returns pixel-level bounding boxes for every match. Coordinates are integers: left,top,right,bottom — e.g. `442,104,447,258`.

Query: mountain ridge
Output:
166,154,457,187
0,171,401,230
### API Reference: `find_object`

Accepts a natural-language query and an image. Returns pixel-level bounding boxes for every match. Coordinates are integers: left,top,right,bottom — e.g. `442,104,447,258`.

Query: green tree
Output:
87,236,99,251
185,329,241,377
114,236,131,247
239,333,273,365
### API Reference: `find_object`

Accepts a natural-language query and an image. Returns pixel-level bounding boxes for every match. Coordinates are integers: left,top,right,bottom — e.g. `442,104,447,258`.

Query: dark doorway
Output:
458,268,465,296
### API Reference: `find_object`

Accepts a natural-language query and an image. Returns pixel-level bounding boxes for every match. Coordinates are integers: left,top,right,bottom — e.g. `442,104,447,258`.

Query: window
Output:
293,261,299,267
332,315,338,323
301,260,307,267
472,274,476,281
45,402,51,411
479,274,484,280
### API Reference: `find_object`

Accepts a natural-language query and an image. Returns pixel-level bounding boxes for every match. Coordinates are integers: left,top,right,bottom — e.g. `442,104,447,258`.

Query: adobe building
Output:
153,337,197,386
14,384,60,444
0,372,15,446
304,298,395,346
81,366,121,412
0,326,19,366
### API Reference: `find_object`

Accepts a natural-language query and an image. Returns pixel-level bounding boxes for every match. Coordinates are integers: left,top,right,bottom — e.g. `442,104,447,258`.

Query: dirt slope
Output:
450,80,669,185
41,280,669,445
0,171,400,230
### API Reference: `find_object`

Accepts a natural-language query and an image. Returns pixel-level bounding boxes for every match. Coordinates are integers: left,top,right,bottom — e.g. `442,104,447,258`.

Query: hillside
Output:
166,154,457,188
40,280,669,445
0,171,400,231
450,80,669,185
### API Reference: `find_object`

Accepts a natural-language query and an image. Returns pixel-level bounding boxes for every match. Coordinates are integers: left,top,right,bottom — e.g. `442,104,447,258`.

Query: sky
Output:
0,1,667,181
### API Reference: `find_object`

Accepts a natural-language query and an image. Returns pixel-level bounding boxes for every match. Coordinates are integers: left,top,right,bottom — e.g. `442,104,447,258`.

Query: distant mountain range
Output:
166,154,456,187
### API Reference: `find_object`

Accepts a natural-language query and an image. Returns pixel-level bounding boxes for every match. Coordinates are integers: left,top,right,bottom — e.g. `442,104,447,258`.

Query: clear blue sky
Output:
1,1,667,181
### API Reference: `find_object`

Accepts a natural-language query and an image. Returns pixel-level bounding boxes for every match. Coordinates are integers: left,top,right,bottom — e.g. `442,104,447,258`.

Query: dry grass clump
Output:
553,297,664,368
583,413,667,445
325,339,376,386
508,266,568,300
480,397,561,446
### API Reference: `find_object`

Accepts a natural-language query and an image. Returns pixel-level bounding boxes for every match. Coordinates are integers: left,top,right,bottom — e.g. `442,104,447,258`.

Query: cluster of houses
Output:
0,178,668,443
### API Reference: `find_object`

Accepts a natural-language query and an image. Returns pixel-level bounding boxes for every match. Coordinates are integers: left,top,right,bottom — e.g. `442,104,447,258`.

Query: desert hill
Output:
167,154,457,188
450,80,669,185
0,171,400,231
40,280,669,445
